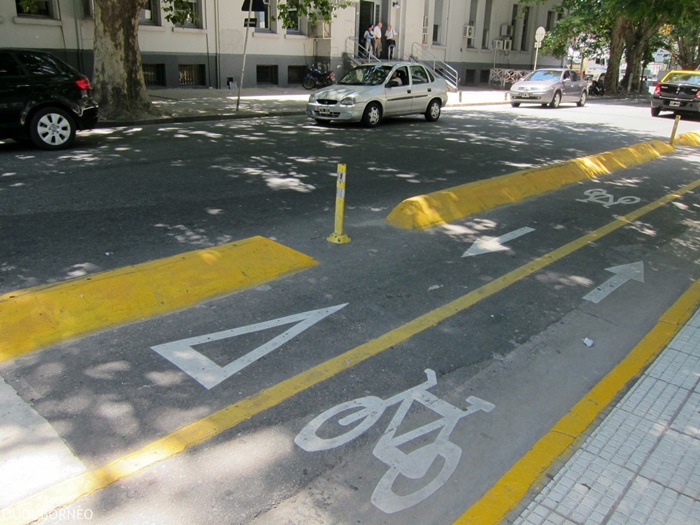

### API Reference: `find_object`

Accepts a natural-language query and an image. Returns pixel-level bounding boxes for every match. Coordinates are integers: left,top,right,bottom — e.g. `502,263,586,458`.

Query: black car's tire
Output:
302,76,316,90
425,99,441,122
651,106,661,117
511,102,521,107
29,107,76,150
361,102,382,127
577,90,587,107
549,91,562,108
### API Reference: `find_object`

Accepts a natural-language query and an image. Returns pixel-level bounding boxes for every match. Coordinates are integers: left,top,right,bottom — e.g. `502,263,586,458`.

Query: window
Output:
256,0,275,32
546,11,561,31
17,51,69,76
15,0,55,18
410,65,430,84
519,6,530,51
0,53,22,77
180,0,202,28
82,0,93,18
178,64,206,86
285,0,300,32
432,0,446,45
140,0,160,25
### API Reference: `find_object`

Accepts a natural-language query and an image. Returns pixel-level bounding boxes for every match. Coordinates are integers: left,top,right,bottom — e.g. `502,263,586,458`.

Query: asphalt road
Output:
1,99,699,524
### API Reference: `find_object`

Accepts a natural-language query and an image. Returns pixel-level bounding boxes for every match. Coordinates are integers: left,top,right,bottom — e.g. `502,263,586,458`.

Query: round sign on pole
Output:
535,26,546,43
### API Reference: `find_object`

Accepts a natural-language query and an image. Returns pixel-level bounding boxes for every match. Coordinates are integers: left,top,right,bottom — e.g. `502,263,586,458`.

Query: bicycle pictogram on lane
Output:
295,369,495,514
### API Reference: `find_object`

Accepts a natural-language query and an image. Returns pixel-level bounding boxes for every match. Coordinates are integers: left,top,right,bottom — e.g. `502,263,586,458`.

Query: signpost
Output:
534,26,545,70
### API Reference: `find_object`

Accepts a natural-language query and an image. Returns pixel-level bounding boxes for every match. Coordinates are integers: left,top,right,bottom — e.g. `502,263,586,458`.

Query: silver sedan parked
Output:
306,62,448,127
510,68,588,108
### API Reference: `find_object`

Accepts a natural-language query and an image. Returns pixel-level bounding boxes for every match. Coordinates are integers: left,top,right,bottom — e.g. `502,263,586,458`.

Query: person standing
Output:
363,24,374,58
373,22,383,59
385,24,398,60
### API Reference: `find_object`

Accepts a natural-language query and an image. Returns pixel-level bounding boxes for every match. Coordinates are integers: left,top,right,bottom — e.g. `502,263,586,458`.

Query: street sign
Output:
535,26,546,43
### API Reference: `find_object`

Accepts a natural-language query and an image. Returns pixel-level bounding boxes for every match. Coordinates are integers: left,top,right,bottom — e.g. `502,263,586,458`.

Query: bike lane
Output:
1,149,700,524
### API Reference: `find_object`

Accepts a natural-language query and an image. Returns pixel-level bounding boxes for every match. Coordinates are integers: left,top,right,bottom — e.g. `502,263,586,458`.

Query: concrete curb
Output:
386,139,682,230
0,237,317,361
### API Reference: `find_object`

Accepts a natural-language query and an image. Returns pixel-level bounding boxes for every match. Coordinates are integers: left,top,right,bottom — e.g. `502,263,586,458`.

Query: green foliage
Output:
17,0,39,14
162,0,198,26
277,0,351,27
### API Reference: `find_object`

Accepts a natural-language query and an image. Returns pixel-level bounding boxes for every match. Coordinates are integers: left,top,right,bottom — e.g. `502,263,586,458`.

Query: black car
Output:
0,49,99,150
651,70,700,118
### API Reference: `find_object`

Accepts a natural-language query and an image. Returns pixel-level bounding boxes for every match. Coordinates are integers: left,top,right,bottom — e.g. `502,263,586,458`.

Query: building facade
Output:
1,0,562,89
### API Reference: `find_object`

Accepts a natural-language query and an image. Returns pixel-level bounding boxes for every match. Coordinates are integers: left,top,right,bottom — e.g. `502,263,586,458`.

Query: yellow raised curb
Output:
675,130,700,146
386,140,675,230
0,236,317,362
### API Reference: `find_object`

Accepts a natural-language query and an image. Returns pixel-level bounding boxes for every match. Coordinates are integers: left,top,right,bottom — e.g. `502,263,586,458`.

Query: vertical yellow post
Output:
327,163,351,244
670,115,681,146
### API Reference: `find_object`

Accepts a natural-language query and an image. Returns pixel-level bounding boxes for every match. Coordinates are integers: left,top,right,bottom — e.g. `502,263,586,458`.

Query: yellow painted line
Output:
453,278,700,525
4,179,700,525
386,140,675,229
0,236,317,362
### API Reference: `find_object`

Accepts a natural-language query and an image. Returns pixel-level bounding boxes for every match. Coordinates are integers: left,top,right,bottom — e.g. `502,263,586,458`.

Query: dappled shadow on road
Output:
1,117,699,521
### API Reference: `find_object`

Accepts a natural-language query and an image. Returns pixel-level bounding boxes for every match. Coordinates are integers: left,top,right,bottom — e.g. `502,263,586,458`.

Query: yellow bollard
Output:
327,163,351,244
670,115,681,146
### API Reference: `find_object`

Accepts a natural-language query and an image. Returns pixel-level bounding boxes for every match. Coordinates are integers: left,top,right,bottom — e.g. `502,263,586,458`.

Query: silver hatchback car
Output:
307,62,448,127
510,68,588,108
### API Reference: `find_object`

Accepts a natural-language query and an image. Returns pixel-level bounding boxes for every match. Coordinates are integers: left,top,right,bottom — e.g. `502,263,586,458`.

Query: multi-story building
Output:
1,0,562,89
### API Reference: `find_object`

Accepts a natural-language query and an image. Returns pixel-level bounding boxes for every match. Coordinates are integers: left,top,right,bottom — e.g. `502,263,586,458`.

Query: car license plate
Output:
317,106,331,115
670,101,681,107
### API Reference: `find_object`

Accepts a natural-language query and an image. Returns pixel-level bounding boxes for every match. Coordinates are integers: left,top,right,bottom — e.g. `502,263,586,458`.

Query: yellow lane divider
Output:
4,179,700,525
0,236,317,363
386,139,676,230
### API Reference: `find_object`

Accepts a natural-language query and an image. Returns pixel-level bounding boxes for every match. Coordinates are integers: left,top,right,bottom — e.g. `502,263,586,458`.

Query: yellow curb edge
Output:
386,139,678,230
0,236,317,362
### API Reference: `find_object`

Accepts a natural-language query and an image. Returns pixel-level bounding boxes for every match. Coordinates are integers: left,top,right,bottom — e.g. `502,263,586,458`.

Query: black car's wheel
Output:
577,90,587,107
511,102,521,107
425,99,441,122
361,102,382,127
302,76,316,90
549,91,562,108
651,106,661,117
29,107,76,150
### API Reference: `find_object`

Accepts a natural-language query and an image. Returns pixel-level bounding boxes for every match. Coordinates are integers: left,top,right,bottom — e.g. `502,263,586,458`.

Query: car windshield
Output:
339,65,392,86
663,72,700,85
526,70,563,82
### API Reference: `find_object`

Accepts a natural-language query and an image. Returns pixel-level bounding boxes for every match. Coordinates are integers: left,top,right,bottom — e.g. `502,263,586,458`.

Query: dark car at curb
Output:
651,70,700,118
0,49,99,150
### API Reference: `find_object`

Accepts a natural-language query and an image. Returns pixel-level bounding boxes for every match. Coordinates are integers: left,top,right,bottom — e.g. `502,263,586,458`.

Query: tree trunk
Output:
606,16,628,95
93,0,161,121
622,17,665,92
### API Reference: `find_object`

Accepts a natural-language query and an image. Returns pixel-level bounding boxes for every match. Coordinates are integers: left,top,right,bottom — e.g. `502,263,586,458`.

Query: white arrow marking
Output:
151,304,348,389
583,262,644,304
462,227,535,257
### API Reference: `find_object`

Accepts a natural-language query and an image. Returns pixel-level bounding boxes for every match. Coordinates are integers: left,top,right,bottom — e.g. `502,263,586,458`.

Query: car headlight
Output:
308,94,317,103
340,96,356,106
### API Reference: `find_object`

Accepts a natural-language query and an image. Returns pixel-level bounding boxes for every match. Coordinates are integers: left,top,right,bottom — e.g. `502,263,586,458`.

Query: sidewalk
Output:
511,302,700,525
98,85,512,127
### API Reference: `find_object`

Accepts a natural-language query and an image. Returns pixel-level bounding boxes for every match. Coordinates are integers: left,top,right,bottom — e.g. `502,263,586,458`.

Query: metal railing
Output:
344,37,381,67
409,43,459,91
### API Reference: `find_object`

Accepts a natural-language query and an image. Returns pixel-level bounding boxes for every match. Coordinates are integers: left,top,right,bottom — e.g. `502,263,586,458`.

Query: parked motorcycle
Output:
589,80,605,96
302,65,335,90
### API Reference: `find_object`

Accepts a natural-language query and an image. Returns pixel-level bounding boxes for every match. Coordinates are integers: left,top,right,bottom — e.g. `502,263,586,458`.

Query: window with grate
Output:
143,64,166,86
178,64,206,86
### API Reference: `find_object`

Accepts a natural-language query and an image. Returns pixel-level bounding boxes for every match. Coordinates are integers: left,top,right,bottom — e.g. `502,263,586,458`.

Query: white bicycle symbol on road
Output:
294,369,495,514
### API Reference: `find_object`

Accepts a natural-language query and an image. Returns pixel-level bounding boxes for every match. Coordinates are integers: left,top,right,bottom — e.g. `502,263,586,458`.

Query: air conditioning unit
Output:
503,38,512,51
500,24,513,37
493,39,504,50
463,25,474,38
